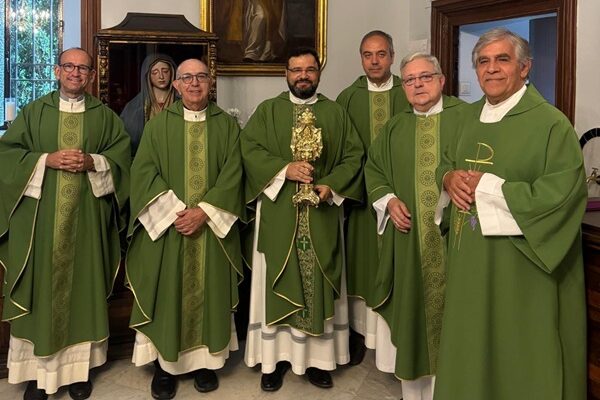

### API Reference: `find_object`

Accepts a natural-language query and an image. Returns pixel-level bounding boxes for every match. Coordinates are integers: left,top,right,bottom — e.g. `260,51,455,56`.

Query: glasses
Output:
177,73,210,84
286,67,319,75
60,63,93,75
402,73,440,86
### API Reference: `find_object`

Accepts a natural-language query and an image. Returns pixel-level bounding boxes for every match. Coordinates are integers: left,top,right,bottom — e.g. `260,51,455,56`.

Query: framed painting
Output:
201,0,327,75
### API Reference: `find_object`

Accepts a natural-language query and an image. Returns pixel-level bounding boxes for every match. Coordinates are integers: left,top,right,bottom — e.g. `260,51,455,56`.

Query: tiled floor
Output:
0,348,403,399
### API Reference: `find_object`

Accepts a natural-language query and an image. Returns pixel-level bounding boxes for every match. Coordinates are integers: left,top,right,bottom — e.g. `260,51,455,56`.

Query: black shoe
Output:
23,381,47,400
68,380,92,400
306,367,333,388
348,328,367,366
193,368,218,393
151,363,177,400
260,361,290,392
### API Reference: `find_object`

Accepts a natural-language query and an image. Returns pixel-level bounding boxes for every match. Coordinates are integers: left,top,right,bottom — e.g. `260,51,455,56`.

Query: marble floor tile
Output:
0,348,404,399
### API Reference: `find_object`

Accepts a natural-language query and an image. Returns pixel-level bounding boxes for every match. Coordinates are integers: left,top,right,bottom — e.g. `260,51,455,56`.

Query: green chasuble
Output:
336,75,409,300
364,95,465,379
0,91,131,356
241,92,364,334
126,101,244,361
433,85,587,400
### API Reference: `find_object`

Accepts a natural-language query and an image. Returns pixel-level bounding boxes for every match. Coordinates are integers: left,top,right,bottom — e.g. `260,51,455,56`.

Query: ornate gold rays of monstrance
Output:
290,107,323,207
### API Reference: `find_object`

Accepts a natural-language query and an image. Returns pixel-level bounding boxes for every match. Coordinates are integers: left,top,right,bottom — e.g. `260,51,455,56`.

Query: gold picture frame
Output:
201,0,327,76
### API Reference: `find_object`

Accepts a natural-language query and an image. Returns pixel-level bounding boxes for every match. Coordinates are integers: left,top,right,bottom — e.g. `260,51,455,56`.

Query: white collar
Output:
59,94,85,113
413,96,444,117
289,92,318,105
367,75,394,92
480,84,527,123
183,106,207,122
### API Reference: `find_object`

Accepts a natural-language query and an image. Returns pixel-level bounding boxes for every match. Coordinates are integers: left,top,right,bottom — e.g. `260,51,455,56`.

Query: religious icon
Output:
290,107,322,207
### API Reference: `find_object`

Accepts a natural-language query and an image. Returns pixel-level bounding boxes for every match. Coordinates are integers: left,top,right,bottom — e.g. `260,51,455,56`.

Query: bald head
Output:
176,58,209,78
173,58,211,111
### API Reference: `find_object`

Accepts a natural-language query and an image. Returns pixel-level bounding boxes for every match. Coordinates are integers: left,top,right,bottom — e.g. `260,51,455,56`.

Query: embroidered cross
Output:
297,235,311,251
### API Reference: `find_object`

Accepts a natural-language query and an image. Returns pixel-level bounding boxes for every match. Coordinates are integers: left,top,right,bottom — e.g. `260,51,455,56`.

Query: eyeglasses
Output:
286,67,319,75
402,73,440,86
177,73,210,84
60,63,93,75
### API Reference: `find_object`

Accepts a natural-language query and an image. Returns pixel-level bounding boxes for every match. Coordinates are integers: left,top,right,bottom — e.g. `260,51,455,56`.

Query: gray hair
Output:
399,52,443,78
360,30,394,55
471,28,532,68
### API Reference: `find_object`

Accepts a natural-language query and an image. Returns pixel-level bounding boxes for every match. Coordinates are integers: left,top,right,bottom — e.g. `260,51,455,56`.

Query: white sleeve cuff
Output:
372,193,397,235
434,190,451,226
263,165,288,201
138,190,187,241
326,189,345,206
199,202,238,239
475,173,522,236
87,154,115,197
24,154,48,199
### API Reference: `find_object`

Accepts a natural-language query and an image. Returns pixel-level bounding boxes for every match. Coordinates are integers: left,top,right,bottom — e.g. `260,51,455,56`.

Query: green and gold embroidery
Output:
369,91,390,142
453,142,495,249
414,114,445,371
51,112,83,349
293,205,316,331
181,120,208,349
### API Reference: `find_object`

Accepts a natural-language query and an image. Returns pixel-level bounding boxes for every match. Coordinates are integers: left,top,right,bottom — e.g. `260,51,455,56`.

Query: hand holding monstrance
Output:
290,107,323,207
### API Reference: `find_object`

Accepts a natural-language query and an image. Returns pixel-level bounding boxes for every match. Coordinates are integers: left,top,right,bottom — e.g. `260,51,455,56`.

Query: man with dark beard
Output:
241,47,364,391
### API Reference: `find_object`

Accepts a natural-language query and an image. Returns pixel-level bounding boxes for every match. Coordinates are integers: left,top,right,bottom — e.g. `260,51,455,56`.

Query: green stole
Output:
181,120,208,349
369,91,391,141
51,111,84,349
288,104,329,334
414,114,445,370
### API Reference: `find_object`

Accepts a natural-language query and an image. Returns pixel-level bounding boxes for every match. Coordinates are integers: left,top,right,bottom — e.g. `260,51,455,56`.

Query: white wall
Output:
575,0,600,135
101,0,412,123
458,31,481,104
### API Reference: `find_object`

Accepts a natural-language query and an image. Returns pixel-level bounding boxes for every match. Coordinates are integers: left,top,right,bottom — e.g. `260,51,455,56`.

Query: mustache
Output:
295,79,312,85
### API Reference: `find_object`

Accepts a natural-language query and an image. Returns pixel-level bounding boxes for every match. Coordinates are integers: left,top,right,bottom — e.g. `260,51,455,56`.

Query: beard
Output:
288,78,318,99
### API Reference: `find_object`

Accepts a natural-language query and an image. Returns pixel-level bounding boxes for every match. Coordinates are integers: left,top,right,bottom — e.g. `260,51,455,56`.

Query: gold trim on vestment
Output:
270,205,304,309
4,200,41,320
0,161,41,277
307,207,341,298
127,190,169,240
368,184,393,197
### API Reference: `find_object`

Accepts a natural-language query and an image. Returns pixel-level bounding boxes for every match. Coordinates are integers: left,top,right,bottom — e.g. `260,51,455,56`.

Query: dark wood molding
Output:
81,0,101,96
431,0,576,122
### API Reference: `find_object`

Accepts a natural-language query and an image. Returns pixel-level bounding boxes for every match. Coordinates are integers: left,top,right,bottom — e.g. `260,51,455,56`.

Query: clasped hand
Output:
174,207,208,236
443,170,484,211
46,149,94,173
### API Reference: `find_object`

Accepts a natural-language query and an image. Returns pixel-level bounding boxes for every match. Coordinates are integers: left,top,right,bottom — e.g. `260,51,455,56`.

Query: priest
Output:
434,28,586,399
0,47,130,400
336,30,409,365
126,58,244,399
241,47,364,391
365,52,464,400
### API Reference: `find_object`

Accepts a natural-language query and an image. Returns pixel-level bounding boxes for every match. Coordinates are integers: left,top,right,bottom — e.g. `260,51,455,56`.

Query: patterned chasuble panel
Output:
414,114,446,371
370,91,391,252
292,103,318,333
51,112,84,349
369,91,391,142
181,120,208,349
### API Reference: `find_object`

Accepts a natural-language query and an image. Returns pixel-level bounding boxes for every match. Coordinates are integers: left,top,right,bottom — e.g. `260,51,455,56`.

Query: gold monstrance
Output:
290,107,323,207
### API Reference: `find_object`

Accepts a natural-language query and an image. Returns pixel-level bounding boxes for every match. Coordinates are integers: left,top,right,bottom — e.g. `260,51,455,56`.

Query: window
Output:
2,0,62,126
